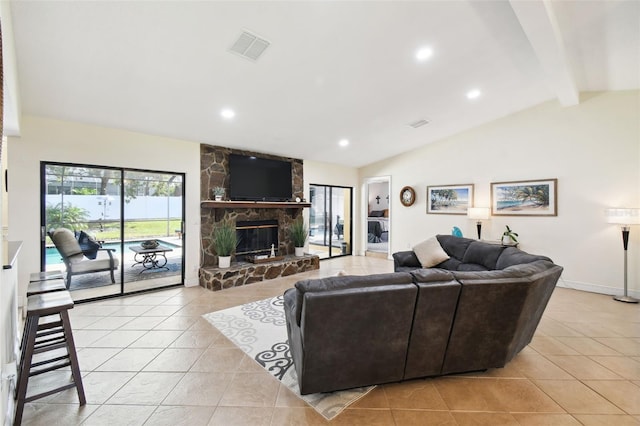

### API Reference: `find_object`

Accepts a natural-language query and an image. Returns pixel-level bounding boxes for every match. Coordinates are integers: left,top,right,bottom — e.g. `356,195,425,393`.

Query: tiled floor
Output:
20,256,640,425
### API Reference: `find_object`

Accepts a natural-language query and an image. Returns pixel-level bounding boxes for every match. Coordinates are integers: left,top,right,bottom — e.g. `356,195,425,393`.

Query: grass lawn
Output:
92,220,183,241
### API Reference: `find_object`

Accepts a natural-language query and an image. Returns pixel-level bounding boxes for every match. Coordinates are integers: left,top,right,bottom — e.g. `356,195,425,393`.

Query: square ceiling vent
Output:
229,30,270,62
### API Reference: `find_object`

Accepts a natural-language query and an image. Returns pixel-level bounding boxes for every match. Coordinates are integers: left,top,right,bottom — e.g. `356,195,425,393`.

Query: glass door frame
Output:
309,183,353,259
40,161,185,302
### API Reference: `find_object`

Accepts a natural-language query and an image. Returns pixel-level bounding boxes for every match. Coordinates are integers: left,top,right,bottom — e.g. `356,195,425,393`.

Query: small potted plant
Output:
213,222,237,268
290,217,308,256
212,186,225,201
502,225,519,246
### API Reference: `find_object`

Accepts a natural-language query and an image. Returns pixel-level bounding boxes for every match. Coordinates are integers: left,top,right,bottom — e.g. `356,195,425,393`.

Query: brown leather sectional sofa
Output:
283,236,563,394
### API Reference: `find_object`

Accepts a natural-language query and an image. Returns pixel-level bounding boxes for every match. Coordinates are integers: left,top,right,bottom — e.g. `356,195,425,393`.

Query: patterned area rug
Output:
202,296,375,420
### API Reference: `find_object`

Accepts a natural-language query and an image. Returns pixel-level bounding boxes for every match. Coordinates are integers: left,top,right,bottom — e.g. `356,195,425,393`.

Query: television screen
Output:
229,154,293,201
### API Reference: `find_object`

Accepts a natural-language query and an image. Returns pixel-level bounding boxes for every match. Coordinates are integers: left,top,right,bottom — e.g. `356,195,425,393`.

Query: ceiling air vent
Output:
229,30,270,62
408,119,429,128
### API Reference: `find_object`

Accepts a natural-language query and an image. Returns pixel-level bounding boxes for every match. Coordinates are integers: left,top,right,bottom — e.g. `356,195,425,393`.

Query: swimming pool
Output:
45,240,180,265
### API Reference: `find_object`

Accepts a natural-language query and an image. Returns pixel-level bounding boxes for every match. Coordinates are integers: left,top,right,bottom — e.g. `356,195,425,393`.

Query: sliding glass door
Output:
308,184,352,259
41,162,184,302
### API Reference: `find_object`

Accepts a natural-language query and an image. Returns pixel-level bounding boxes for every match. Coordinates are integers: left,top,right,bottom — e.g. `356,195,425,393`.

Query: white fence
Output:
46,195,182,221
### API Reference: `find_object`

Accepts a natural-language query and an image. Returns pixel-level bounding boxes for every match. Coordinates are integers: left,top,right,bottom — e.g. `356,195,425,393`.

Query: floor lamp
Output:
468,207,490,240
606,208,639,303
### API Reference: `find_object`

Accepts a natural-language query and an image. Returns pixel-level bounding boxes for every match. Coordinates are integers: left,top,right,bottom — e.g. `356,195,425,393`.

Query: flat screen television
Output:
229,154,293,201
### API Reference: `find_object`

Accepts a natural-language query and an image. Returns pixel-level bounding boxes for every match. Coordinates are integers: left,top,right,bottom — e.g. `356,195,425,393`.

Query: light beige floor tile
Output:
128,330,182,348
72,329,112,347
509,353,573,379
451,411,518,425
533,380,624,414
51,371,135,404
572,414,640,425
511,413,582,425
173,304,216,316
88,330,147,348
270,407,334,425
95,347,162,371
69,315,102,329
82,404,156,426
584,380,640,414
142,347,205,372
154,315,199,330
218,372,280,407
556,337,624,355
435,377,563,412
545,355,622,379
145,405,216,426
563,322,622,338
118,316,166,330
589,356,640,380
76,347,122,371
389,410,458,425
169,330,218,348
21,403,99,426
329,408,396,425
82,316,135,330
529,336,581,356
140,305,183,317
190,347,245,372
382,379,448,410
107,372,184,405
110,305,155,316
275,383,312,408
208,406,273,426
162,372,234,406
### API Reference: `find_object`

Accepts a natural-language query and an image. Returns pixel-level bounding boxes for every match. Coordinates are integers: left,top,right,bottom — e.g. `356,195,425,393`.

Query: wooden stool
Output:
14,291,85,425
27,278,67,297
29,271,64,282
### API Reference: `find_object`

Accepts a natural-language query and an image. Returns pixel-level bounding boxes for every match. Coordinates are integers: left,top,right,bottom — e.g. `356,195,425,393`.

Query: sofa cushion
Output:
76,230,101,260
292,272,414,326
50,228,84,263
434,258,462,271
413,237,450,268
457,263,489,272
462,241,506,270
496,247,552,270
436,235,474,261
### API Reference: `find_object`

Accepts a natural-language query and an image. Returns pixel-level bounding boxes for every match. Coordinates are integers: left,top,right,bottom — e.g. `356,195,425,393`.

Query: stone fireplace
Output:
199,145,320,291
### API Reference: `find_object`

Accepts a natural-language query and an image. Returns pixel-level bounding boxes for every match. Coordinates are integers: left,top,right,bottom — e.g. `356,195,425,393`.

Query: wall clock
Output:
400,186,416,207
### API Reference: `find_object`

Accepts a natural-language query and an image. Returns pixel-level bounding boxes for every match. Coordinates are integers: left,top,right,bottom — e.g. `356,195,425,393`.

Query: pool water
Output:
46,240,179,265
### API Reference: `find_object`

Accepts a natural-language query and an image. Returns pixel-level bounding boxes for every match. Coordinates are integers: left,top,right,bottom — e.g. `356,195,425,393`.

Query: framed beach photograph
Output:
491,178,557,216
427,184,474,215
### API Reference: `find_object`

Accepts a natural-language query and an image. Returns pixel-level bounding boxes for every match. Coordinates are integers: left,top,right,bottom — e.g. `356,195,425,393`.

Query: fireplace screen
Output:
236,220,279,258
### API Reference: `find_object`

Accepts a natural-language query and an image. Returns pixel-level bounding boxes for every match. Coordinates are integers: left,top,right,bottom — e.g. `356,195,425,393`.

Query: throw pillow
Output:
413,236,450,268
77,230,101,260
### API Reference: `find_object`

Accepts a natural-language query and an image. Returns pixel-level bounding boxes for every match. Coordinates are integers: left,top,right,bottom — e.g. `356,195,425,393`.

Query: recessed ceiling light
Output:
415,47,433,62
221,108,235,119
338,139,349,147
466,89,481,100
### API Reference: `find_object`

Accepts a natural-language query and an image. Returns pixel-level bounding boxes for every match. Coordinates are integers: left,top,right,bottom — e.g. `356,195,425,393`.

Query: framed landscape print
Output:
427,184,474,215
491,178,557,216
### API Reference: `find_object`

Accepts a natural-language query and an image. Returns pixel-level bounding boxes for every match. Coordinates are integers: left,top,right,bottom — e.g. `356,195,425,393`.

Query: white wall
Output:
360,91,640,296
7,116,202,300
367,181,389,212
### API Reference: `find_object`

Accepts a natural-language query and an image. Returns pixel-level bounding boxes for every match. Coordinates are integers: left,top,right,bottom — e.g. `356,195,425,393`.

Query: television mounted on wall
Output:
229,154,293,201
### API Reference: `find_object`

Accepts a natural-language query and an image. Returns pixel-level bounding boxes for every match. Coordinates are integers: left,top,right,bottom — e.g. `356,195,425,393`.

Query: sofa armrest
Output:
392,251,421,271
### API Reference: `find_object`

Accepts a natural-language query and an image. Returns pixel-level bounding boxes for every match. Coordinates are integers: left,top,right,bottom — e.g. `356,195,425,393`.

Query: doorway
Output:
41,162,185,302
308,184,352,259
365,177,391,257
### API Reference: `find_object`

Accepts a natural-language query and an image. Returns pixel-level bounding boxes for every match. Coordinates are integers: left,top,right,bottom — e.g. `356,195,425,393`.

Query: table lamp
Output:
467,207,490,240
605,208,640,303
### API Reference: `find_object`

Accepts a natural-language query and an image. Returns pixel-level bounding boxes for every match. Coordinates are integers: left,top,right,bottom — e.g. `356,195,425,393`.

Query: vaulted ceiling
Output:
5,1,639,167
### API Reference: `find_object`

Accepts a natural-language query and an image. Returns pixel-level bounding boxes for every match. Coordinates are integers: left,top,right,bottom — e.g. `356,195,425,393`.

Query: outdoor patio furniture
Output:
48,228,119,289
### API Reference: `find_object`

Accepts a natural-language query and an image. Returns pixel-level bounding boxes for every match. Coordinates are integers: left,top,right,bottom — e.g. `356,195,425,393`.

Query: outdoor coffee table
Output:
129,244,173,272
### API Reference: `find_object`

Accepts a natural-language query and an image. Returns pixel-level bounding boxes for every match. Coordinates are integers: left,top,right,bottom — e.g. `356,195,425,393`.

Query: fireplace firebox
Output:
236,220,279,260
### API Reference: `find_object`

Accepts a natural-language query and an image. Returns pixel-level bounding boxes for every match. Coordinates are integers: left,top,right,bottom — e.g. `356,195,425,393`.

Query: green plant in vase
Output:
290,217,308,256
212,186,225,201
502,225,519,245
213,222,237,267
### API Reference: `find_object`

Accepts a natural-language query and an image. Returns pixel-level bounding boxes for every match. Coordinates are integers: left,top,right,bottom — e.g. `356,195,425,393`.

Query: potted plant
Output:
213,222,237,268
212,186,225,201
290,217,308,256
502,225,519,246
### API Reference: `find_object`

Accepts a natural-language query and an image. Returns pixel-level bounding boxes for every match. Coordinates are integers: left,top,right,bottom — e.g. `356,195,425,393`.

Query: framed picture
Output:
427,184,474,215
491,178,557,216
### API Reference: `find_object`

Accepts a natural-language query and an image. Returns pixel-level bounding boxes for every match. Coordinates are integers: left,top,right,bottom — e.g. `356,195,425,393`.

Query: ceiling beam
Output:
510,0,579,106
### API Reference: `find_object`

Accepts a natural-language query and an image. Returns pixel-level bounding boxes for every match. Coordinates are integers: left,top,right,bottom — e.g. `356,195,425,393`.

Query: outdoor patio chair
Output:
49,228,119,289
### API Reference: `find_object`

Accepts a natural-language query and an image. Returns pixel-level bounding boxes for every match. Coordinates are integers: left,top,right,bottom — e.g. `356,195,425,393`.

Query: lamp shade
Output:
605,208,640,225
468,207,490,220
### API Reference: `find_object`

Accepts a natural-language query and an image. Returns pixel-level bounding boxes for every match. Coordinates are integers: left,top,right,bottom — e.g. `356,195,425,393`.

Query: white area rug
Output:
202,295,375,420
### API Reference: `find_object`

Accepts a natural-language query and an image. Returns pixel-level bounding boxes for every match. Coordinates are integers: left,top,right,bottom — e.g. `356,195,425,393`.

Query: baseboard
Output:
557,277,640,298
184,277,199,287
